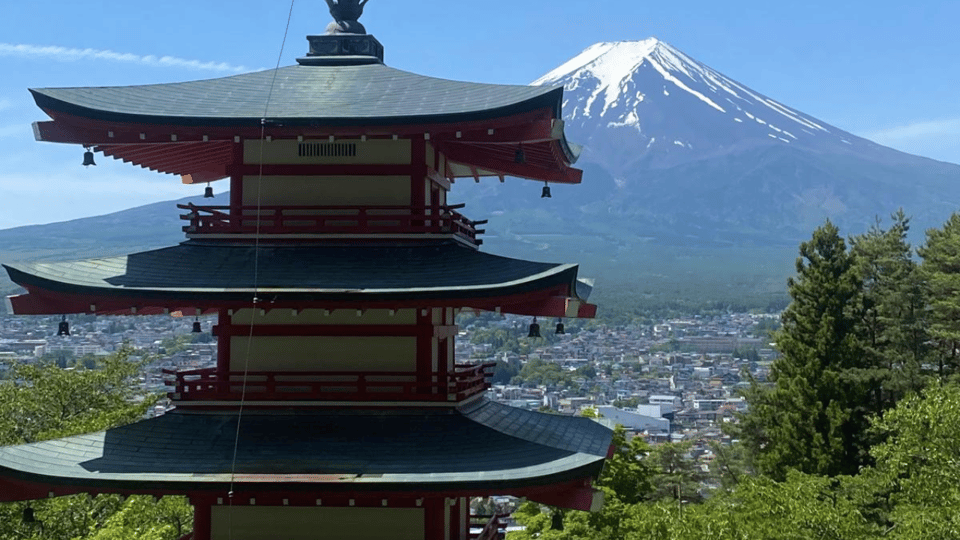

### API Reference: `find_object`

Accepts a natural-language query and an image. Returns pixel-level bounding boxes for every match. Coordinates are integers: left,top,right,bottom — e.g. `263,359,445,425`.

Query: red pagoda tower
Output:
0,4,611,539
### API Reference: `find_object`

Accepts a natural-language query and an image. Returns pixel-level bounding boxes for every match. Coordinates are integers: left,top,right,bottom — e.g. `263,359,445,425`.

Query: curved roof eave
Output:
0,401,613,498
30,64,566,128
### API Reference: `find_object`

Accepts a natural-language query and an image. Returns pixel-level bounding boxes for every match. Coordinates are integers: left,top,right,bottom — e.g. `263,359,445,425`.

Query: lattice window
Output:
297,142,358,158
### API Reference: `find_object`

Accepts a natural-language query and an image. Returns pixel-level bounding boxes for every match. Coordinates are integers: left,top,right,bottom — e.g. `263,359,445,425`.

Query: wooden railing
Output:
471,514,508,540
178,203,486,245
163,362,496,403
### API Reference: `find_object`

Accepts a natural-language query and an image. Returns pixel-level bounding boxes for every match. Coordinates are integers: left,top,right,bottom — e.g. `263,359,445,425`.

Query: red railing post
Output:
165,366,494,403
178,204,484,245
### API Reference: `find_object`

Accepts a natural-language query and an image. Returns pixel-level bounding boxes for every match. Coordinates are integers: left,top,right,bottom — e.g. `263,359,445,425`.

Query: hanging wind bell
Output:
555,318,565,335
204,182,215,198
82,147,96,167
57,315,70,336
192,317,202,333
527,317,541,338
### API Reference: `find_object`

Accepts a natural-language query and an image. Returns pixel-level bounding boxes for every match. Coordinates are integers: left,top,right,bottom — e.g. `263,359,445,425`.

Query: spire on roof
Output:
325,0,369,35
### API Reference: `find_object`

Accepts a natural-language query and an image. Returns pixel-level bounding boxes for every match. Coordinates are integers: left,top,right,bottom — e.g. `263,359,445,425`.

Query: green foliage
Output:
491,358,521,385
918,212,960,378
512,470,880,540
468,326,553,356
0,495,192,540
510,426,653,540
738,221,871,479
508,213,960,540
598,427,653,505
868,382,960,539
510,358,577,388
851,210,930,408
83,496,192,540
0,349,156,445
647,442,707,503
0,349,192,539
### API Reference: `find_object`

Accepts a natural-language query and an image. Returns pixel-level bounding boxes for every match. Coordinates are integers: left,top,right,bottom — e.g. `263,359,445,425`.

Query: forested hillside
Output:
509,210,960,539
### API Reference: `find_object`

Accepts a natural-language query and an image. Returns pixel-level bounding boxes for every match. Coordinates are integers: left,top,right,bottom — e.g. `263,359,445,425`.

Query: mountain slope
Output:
450,38,960,309
4,40,958,313
531,38,944,172
453,38,960,247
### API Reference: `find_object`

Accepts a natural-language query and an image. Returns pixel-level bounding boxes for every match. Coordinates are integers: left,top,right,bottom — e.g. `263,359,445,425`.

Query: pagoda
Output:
0,3,611,539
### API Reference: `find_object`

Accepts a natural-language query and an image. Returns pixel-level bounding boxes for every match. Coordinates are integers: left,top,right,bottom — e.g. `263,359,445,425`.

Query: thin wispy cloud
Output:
0,43,251,73
0,98,12,111
866,118,960,143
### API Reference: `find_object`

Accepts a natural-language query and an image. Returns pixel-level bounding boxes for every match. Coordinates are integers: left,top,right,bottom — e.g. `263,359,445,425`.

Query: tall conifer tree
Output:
850,210,928,411
918,212,960,378
738,221,869,479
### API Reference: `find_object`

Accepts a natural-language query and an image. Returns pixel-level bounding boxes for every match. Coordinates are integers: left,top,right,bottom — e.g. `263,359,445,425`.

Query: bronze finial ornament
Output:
325,0,370,34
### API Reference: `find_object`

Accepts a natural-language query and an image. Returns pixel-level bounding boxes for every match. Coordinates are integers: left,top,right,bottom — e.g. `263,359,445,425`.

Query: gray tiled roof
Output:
0,400,612,495
31,64,562,126
3,241,582,301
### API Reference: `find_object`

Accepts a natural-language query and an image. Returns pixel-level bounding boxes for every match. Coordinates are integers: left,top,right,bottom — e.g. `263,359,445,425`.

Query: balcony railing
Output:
178,203,486,245
470,514,508,540
162,362,496,403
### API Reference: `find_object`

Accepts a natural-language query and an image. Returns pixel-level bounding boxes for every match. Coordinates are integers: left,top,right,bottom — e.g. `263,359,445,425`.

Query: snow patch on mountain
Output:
532,38,843,154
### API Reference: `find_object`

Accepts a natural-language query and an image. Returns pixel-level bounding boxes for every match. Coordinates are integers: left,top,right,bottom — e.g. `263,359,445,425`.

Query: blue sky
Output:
0,0,958,228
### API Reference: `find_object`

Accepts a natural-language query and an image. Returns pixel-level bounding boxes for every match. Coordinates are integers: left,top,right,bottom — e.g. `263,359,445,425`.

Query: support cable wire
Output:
227,1,296,537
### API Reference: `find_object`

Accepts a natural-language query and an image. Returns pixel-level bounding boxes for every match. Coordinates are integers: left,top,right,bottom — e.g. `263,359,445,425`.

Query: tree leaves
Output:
0,349,192,540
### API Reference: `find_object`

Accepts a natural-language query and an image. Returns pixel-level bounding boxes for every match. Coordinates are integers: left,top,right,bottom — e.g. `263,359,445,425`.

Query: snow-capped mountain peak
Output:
531,38,859,170
532,38,662,88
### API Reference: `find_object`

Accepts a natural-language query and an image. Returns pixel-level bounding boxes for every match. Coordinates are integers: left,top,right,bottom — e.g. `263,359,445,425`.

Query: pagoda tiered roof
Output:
3,241,596,317
0,400,611,510
31,62,582,185
31,64,562,127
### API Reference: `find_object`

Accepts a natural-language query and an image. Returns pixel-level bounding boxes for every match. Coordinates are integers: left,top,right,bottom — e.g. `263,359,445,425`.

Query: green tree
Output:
737,221,871,479
918,212,960,378
868,382,960,539
510,358,575,388
618,472,877,540
647,441,707,503
850,210,929,411
0,349,193,540
509,426,653,540
0,350,154,444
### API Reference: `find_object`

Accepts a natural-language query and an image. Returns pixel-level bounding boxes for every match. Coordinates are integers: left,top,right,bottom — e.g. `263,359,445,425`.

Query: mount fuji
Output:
2,40,959,311
450,38,960,307
534,38,895,171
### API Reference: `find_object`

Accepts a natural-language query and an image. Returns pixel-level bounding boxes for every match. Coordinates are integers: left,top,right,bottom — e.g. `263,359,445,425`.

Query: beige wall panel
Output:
241,176,411,207
211,507,424,540
230,336,416,372
231,308,416,326
244,139,412,165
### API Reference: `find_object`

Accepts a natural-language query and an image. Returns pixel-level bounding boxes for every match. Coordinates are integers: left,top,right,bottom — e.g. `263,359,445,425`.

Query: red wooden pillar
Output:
190,496,212,540
416,309,435,395
423,498,446,540
411,137,428,234
411,137,427,208
448,497,467,540
216,308,231,373
230,140,244,217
